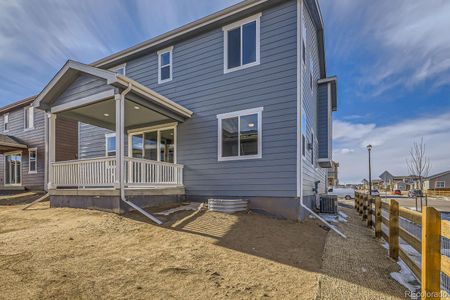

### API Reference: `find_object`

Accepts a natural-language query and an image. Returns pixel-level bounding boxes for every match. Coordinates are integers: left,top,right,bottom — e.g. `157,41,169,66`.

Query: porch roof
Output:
34,60,193,121
0,134,27,154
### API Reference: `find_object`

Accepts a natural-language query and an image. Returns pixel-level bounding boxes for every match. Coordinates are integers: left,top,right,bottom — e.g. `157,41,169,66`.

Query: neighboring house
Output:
328,161,339,187
392,175,419,191
5,0,336,220
0,97,77,191
423,171,450,190
379,170,394,191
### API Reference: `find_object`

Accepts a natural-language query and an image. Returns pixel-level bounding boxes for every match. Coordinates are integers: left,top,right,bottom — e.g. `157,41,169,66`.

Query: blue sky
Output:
0,0,449,183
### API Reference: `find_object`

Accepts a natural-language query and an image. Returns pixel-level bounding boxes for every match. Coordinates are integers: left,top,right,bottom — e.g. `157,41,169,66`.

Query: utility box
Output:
320,194,338,214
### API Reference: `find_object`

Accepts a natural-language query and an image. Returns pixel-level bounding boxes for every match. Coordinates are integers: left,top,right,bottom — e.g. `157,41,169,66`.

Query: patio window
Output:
223,14,261,73
436,181,445,188
130,126,176,163
4,113,8,132
105,133,116,157
28,148,37,173
24,106,34,130
158,47,173,84
217,107,263,161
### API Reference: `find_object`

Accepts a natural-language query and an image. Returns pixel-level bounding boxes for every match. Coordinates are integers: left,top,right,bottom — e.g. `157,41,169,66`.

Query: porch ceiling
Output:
59,99,171,131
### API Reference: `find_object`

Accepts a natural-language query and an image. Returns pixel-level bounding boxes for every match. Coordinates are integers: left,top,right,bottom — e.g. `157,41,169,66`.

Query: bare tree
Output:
406,137,431,191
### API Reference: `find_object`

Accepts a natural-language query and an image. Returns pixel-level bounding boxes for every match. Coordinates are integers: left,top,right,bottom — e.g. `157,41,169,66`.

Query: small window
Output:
4,113,8,132
158,47,173,84
436,181,445,188
24,106,34,130
223,13,261,73
110,64,126,75
217,107,263,161
105,133,116,157
29,148,37,173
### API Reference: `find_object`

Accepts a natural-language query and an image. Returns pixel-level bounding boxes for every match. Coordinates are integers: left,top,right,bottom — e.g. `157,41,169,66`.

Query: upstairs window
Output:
217,107,263,161
301,110,307,157
158,46,173,84
105,133,116,157
110,64,126,75
24,106,34,130
28,148,37,173
223,13,261,73
4,113,8,132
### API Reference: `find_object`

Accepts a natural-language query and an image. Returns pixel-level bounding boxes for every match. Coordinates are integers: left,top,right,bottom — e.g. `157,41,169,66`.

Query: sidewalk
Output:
317,200,408,299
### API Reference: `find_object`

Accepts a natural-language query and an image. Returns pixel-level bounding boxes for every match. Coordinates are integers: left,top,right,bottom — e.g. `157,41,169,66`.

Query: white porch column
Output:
47,113,56,189
115,94,125,190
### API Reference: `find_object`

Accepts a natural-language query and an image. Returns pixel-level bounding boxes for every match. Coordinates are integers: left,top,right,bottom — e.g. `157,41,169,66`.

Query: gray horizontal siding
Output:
53,74,113,106
0,108,46,190
122,0,299,198
317,83,329,159
79,123,112,159
302,2,326,196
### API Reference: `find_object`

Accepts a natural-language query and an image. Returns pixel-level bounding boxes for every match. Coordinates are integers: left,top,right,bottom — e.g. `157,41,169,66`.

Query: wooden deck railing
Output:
355,192,449,299
51,157,184,188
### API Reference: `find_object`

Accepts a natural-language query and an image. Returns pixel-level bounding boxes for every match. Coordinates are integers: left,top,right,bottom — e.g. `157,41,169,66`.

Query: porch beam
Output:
115,94,123,189
47,113,56,189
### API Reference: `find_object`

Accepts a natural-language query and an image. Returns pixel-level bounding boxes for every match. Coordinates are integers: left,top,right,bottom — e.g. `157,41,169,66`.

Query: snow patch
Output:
390,260,420,299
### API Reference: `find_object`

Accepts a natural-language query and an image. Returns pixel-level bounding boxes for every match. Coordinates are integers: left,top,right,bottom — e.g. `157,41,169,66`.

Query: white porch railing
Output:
51,157,183,188
125,157,183,186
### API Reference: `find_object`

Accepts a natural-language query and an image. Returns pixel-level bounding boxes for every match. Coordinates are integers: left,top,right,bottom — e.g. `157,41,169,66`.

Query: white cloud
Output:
333,111,450,183
320,0,450,95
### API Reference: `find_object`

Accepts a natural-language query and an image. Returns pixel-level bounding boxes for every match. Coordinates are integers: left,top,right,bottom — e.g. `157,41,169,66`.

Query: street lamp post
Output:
367,144,373,196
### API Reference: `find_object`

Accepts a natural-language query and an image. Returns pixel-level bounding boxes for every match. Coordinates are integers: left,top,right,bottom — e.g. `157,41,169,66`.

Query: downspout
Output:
298,0,346,239
119,83,133,202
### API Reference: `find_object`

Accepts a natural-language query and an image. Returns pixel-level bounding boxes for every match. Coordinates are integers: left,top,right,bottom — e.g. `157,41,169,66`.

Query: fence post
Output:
367,196,373,227
362,195,368,221
421,206,441,300
358,194,363,215
374,196,382,238
389,199,399,260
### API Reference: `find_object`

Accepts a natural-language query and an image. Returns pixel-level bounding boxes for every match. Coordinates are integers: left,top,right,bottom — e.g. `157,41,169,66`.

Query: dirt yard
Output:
0,199,407,299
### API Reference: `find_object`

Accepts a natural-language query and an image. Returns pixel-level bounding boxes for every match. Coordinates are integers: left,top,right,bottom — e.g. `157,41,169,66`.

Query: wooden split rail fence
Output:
355,191,449,299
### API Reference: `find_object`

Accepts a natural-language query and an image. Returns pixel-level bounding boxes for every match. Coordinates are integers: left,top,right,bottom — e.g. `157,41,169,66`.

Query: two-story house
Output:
3,0,337,220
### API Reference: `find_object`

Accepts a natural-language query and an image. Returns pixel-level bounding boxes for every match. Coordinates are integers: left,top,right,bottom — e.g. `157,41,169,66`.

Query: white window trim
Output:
4,113,9,132
28,148,37,174
217,107,263,161
436,181,445,188
24,106,34,131
4,151,22,186
105,133,116,157
127,123,178,163
109,63,126,75
158,46,173,84
223,13,261,74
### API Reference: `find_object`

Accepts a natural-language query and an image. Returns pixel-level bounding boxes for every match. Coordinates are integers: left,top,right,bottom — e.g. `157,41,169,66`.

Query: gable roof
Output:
0,96,36,114
426,170,450,180
34,60,193,119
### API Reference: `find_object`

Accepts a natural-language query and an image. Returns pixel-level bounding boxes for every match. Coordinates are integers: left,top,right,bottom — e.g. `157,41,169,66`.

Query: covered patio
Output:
34,61,192,213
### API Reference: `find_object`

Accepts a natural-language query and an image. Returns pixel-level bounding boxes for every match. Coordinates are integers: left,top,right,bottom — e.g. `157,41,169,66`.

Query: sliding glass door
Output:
130,126,176,163
5,153,22,185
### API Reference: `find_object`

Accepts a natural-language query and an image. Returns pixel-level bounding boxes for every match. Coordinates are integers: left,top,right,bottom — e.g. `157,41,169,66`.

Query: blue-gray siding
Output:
301,2,327,196
53,74,113,107
95,0,299,198
317,83,329,159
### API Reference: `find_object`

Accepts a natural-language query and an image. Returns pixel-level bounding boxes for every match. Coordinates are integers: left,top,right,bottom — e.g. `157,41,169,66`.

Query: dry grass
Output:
0,199,407,299
0,202,327,299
